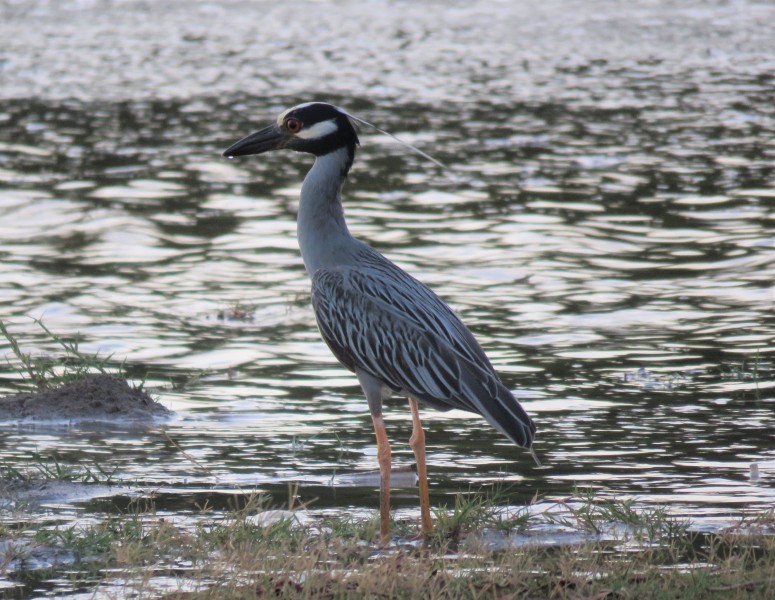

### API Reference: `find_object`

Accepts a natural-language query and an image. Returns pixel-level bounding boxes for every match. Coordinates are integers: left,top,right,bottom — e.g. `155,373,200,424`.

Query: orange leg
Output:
371,412,392,545
408,397,433,535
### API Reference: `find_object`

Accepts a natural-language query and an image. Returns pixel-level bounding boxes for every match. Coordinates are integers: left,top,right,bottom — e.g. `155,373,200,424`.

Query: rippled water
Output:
0,0,774,561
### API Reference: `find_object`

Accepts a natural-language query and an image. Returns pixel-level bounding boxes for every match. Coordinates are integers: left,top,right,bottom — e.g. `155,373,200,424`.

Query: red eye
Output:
285,118,302,133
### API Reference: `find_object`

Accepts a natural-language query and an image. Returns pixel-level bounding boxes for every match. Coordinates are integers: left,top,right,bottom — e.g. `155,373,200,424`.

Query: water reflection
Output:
1,6,774,536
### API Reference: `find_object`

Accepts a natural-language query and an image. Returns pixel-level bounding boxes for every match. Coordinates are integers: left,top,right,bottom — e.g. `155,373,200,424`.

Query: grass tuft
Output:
1,318,126,391
1,451,117,484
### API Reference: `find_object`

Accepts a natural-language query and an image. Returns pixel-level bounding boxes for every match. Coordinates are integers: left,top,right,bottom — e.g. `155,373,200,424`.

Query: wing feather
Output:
311,264,536,447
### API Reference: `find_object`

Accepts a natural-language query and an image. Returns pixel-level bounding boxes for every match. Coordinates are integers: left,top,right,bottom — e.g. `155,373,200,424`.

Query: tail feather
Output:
459,364,536,449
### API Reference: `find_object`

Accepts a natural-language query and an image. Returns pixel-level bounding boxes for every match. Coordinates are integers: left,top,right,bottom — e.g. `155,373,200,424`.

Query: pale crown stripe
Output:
277,102,316,125
277,102,343,126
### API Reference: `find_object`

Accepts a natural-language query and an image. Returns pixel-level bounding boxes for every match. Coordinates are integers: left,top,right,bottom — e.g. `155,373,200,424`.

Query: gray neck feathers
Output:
297,147,354,275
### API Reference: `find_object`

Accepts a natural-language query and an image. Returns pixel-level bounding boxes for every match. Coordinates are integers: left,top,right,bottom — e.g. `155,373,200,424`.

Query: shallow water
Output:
0,0,774,591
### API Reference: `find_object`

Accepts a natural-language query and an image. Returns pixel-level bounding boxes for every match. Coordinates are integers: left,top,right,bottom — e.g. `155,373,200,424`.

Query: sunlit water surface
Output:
0,2,774,591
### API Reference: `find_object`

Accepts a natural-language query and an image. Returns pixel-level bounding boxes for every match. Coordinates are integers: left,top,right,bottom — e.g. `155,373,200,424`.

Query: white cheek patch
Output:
296,118,339,140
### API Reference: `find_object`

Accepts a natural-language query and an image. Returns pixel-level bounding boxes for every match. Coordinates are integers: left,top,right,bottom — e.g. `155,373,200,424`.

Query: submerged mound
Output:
0,374,170,422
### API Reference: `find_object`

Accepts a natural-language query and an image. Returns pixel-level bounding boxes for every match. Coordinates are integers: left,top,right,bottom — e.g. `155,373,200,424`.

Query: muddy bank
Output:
0,374,170,422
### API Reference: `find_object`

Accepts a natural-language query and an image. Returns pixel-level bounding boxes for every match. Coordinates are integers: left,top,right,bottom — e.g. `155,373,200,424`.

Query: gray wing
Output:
310,265,535,448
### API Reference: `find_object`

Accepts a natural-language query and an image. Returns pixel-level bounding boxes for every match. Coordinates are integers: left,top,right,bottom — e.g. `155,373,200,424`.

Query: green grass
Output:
0,318,125,391
2,489,773,599
0,451,116,484
542,487,684,540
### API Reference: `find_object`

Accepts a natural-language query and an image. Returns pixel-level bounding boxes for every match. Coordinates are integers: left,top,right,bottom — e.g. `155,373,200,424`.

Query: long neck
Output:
297,145,355,275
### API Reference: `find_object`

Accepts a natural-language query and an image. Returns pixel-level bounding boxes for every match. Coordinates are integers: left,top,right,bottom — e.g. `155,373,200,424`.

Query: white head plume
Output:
338,108,450,172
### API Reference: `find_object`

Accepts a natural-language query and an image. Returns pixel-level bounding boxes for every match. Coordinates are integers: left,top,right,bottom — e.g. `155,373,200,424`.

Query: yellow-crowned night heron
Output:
224,102,536,543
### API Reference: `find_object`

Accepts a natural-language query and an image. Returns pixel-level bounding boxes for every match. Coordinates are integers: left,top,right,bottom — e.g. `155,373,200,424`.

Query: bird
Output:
223,102,537,543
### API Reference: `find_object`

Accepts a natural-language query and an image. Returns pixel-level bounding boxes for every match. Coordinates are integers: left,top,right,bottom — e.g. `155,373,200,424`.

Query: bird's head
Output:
223,102,360,159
